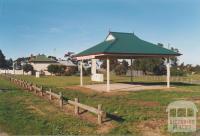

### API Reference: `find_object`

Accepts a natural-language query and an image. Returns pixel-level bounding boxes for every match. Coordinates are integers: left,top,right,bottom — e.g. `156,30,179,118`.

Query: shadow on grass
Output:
104,113,125,123
62,96,125,123
116,81,199,86
0,88,16,92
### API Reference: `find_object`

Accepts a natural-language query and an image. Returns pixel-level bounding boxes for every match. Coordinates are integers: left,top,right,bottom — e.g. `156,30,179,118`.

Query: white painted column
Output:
80,60,83,86
13,62,15,75
166,58,171,88
91,59,97,75
131,59,133,82
107,58,110,92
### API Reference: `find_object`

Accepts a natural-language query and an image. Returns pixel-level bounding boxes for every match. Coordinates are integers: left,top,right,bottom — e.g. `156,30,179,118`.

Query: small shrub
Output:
171,67,186,76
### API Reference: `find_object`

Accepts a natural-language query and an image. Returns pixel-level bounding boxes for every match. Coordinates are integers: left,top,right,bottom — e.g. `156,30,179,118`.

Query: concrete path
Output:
84,83,167,92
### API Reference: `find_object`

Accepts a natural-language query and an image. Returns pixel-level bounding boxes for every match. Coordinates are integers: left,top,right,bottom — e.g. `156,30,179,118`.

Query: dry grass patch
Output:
136,119,168,136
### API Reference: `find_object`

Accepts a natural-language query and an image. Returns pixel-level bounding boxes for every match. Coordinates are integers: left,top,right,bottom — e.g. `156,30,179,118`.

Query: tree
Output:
48,56,57,61
47,65,66,75
170,47,180,67
193,65,200,74
122,60,129,70
101,59,119,71
115,64,127,75
0,50,6,69
22,64,33,73
132,44,180,75
48,65,59,75
57,65,66,75
6,58,13,69
64,66,78,76
133,58,165,74
153,64,166,75
15,57,30,70
64,51,77,65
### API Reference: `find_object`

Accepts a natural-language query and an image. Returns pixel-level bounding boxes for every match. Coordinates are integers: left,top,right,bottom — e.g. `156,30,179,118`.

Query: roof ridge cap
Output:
110,31,134,34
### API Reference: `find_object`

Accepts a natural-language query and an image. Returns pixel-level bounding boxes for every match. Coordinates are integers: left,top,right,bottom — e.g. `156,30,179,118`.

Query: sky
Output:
0,0,200,65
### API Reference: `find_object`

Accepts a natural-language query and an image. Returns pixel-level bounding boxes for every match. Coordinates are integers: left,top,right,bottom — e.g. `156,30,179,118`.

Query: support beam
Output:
131,59,133,82
91,59,97,75
80,60,83,86
13,62,15,75
166,58,171,88
107,58,110,92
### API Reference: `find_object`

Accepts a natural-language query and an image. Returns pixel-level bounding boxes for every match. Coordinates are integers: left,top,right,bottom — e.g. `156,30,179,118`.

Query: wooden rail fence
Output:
0,74,105,125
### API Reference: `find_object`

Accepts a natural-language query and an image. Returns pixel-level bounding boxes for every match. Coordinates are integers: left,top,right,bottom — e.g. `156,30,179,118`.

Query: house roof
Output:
58,60,76,67
29,55,57,63
76,32,181,58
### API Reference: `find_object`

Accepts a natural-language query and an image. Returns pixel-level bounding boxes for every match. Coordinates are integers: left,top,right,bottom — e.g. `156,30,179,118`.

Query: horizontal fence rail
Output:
0,74,105,125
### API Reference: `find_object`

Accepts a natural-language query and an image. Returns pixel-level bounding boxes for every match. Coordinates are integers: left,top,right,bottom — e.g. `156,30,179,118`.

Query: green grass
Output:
0,78,96,135
1,74,200,135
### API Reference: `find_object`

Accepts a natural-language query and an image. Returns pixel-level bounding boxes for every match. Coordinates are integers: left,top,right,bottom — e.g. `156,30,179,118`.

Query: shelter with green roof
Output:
76,32,181,92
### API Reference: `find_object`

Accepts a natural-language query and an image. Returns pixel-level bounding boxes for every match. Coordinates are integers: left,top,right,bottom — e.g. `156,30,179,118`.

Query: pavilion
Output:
76,32,181,92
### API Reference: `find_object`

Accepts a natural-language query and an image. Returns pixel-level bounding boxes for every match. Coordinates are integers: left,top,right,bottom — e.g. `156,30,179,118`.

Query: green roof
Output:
76,32,181,57
30,55,56,62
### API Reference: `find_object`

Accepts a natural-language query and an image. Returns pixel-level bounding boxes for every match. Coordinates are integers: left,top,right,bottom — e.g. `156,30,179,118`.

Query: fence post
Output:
23,80,25,88
29,83,33,91
190,78,193,84
34,85,37,94
22,80,24,88
24,81,26,89
49,89,52,100
25,81,27,89
59,92,63,108
75,98,79,115
21,80,23,87
40,86,43,96
98,104,102,125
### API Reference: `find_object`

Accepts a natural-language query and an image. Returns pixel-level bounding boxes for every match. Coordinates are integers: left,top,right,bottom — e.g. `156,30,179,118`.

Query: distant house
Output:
29,55,57,75
58,60,77,67
57,60,77,72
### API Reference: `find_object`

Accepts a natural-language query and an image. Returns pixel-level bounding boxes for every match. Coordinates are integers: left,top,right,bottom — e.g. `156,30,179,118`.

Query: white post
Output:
80,60,83,86
91,59,97,75
13,62,15,75
166,58,171,88
131,59,133,82
107,58,110,92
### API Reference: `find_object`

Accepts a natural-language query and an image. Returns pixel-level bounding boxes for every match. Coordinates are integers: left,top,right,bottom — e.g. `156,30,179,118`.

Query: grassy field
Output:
0,78,96,135
1,74,200,135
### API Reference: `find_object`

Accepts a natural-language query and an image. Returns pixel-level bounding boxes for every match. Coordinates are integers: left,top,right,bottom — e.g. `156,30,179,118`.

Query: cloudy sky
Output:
0,0,200,65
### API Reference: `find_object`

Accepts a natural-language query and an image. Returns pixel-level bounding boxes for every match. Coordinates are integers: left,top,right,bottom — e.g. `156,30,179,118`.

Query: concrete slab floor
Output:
84,83,167,92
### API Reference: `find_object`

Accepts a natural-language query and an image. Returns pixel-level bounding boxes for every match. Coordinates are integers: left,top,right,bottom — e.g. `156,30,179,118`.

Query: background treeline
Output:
0,50,13,69
1,48,200,77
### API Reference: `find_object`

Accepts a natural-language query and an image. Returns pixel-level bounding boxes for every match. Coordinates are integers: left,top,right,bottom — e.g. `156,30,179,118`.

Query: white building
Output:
29,55,57,75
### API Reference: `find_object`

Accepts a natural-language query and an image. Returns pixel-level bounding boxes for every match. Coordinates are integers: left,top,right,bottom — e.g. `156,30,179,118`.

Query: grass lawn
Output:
1,74,200,135
0,78,96,135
